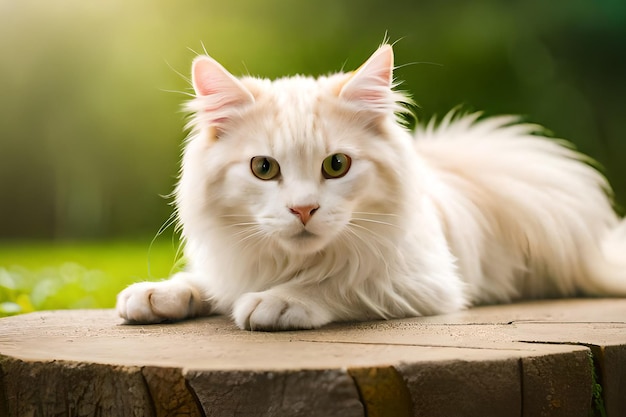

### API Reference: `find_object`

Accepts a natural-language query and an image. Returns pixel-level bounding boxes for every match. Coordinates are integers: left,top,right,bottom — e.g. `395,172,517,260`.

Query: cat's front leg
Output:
233,288,334,331
116,272,212,323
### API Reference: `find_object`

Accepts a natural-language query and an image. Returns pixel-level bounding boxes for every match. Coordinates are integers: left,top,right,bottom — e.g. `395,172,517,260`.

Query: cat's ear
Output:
338,45,395,113
190,55,254,128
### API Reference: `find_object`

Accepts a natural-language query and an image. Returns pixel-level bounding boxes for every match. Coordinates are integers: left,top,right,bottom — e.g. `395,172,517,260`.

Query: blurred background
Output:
1,0,625,315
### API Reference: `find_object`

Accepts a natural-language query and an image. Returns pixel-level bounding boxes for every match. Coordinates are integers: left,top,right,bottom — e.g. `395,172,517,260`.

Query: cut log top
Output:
1,298,625,417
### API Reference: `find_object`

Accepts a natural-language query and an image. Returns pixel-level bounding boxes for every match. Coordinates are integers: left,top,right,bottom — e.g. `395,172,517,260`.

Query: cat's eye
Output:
250,156,281,180
322,153,352,179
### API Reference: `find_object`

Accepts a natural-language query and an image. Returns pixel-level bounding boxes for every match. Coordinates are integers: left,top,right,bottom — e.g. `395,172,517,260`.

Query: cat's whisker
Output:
220,222,259,230
237,234,272,255
345,229,395,261
344,221,389,247
340,227,387,261
227,230,255,242
216,217,257,225
232,227,267,248
218,213,256,218
347,221,397,243
227,227,266,243
352,211,400,218
350,217,400,229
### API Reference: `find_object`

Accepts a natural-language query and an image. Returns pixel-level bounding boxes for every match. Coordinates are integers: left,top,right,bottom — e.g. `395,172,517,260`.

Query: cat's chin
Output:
277,230,330,255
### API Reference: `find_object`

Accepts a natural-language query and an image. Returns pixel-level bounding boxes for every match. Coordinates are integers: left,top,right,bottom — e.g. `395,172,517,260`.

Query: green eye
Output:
322,153,352,179
251,156,280,180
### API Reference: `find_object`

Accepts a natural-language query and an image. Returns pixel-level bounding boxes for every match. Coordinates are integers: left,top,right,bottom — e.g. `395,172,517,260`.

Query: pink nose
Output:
288,204,320,225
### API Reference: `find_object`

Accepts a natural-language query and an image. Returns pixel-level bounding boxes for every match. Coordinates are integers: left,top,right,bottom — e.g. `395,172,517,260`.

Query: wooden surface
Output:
1,298,625,417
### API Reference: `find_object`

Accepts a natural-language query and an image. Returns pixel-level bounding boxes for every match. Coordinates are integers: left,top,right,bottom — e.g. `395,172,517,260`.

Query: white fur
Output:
117,45,626,330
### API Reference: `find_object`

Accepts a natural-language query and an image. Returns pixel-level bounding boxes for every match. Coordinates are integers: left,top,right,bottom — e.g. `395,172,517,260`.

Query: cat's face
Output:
179,46,410,256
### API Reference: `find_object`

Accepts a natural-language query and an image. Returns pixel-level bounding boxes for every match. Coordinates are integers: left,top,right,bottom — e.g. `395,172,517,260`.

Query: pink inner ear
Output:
339,45,394,110
190,56,254,126
193,58,232,97
194,72,221,97
361,44,393,86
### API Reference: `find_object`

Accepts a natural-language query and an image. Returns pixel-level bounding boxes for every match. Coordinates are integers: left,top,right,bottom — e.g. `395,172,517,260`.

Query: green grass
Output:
0,239,184,317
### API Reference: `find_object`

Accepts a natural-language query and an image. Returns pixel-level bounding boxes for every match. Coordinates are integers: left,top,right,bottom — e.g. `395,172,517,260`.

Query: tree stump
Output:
1,298,625,417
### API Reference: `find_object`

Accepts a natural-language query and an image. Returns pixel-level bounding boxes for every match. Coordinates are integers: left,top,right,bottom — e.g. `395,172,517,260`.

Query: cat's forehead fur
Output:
227,73,360,161
238,72,354,130
239,73,349,103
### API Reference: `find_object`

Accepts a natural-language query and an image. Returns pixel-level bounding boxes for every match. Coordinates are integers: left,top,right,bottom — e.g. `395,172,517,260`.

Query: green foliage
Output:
1,264,110,315
0,240,183,317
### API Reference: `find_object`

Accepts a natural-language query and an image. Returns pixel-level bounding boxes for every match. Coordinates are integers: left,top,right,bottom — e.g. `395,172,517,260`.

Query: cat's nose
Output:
288,204,320,225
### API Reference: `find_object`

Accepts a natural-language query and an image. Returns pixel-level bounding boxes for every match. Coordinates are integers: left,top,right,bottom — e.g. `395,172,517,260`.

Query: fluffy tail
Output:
415,112,626,302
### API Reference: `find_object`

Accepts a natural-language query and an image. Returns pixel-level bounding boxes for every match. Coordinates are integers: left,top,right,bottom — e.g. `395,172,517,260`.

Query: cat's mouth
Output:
292,230,317,240
278,229,328,254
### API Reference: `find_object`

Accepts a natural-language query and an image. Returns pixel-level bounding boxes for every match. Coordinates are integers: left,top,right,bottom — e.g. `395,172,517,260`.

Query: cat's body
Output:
117,45,626,330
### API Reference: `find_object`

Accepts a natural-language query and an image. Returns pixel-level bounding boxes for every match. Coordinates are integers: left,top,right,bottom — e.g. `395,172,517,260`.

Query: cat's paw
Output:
232,291,331,331
116,280,205,324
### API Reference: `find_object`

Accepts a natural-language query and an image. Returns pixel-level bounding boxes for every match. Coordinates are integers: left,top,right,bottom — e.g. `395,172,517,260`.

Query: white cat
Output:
116,44,626,331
